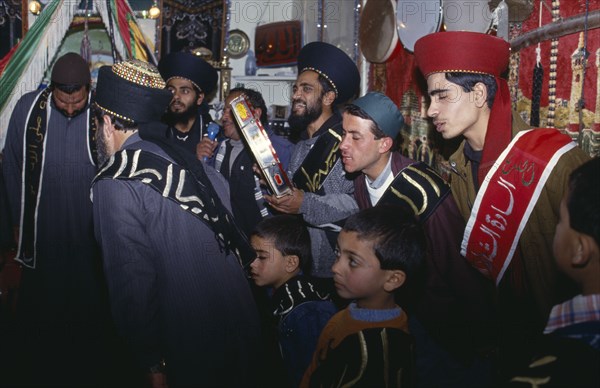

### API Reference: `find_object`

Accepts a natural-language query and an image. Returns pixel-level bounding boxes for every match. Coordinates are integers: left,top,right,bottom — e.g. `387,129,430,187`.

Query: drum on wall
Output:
442,0,493,33
359,0,398,63
396,0,442,52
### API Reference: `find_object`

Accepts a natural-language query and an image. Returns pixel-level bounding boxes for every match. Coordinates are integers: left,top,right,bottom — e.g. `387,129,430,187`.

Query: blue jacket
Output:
271,276,337,387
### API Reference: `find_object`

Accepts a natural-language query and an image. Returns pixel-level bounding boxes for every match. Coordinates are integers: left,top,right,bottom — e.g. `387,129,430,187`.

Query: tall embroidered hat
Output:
351,92,404,139
297,42,360,103
413,31,510,77
413,31,512,184
95,60,172,124
158,51,218,94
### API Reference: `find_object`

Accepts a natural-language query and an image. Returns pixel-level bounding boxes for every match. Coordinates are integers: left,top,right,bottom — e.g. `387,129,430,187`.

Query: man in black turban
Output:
264,42,360,281
158,51,218,158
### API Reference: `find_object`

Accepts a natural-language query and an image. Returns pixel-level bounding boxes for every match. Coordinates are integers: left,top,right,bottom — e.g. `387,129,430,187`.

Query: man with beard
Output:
1,53,116,385
92,59,260,387
158,51,218,157
264,42,360,280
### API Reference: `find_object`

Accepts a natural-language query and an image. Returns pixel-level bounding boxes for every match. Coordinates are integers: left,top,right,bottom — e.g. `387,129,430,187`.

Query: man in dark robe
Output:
92,59,260,387
264,42,360,280
1,52,117,385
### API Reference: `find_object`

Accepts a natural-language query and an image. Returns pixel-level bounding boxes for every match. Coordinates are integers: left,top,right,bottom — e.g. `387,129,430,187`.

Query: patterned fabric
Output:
111,60,165,88
301,306,413,388
544,294,600,334
272,276,332,323
272,276,338,387
94,60,172,124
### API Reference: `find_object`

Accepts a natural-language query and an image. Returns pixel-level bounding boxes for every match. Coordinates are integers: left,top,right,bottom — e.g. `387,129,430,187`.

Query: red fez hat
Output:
414,31,513,186
414,31,510,77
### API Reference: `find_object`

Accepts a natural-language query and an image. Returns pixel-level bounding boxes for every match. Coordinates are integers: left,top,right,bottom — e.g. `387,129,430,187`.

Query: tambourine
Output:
396,0,442,52
442,0,493,33
359,0,398,63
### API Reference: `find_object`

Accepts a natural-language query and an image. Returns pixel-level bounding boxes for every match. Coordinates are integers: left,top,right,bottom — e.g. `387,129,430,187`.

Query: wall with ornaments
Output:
373,0,599,176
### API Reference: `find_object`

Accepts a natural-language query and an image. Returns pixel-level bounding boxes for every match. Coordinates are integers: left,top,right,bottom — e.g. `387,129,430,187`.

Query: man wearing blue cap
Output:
158,51,218,158
265,41,360,280
341,92,496,386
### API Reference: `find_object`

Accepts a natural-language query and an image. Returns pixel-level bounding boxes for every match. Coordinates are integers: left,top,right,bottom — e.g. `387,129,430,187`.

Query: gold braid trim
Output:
301,67,339,97
93,102,136,124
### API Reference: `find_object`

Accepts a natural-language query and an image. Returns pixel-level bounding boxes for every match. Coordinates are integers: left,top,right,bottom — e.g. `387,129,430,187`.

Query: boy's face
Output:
553,196,579,275
332,230,397,309
340,112,389,180
426,72,482,141
250,235,292,289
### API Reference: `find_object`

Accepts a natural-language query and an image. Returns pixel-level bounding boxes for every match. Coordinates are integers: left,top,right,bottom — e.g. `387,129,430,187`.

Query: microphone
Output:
203,122,220,162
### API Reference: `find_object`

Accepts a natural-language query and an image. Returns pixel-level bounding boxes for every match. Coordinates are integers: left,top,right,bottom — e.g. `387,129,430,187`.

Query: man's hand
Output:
196,137,218,161
264,188,304,214
252,163,267,187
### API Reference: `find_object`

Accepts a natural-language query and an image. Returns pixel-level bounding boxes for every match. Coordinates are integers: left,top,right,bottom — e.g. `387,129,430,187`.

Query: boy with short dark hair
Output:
507,157,599,387
250,215,337,387
301,205,426,388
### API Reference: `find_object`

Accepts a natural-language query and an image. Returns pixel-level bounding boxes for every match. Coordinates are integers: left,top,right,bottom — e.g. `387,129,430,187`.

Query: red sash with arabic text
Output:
461,128,575,285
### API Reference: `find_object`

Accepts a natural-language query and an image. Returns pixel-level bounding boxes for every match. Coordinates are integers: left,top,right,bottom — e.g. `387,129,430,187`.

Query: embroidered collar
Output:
271,276,332,322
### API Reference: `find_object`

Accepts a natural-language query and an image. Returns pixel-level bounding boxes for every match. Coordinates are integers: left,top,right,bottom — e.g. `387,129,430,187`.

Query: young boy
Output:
250,215,337,388
507,157,600,387
301,205,426,387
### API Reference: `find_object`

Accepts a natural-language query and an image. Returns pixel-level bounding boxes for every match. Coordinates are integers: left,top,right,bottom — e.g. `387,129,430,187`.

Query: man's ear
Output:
285,255,300,273
379,136,394,154
573,234,595,268
473,82,488,108
196,92,205,106
101,115,115,138
383,270,406,292
323,90,336,107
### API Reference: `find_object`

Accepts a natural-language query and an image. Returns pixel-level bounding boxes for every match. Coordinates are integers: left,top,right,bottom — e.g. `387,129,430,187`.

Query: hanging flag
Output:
109,0,156,64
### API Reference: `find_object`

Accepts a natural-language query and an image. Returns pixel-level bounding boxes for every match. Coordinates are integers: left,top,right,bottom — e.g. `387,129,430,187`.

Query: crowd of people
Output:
0,31,597,388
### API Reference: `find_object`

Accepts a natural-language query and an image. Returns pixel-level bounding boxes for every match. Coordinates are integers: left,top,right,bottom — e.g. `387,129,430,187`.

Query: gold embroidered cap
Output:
95,60,172,124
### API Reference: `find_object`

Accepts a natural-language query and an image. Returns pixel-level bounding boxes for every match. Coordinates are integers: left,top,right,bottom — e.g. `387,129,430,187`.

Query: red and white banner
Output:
462,128,575,285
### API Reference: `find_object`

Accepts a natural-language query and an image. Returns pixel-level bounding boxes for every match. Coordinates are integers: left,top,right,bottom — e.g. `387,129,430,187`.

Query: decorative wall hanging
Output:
254,20,302,67
159,0,225,61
